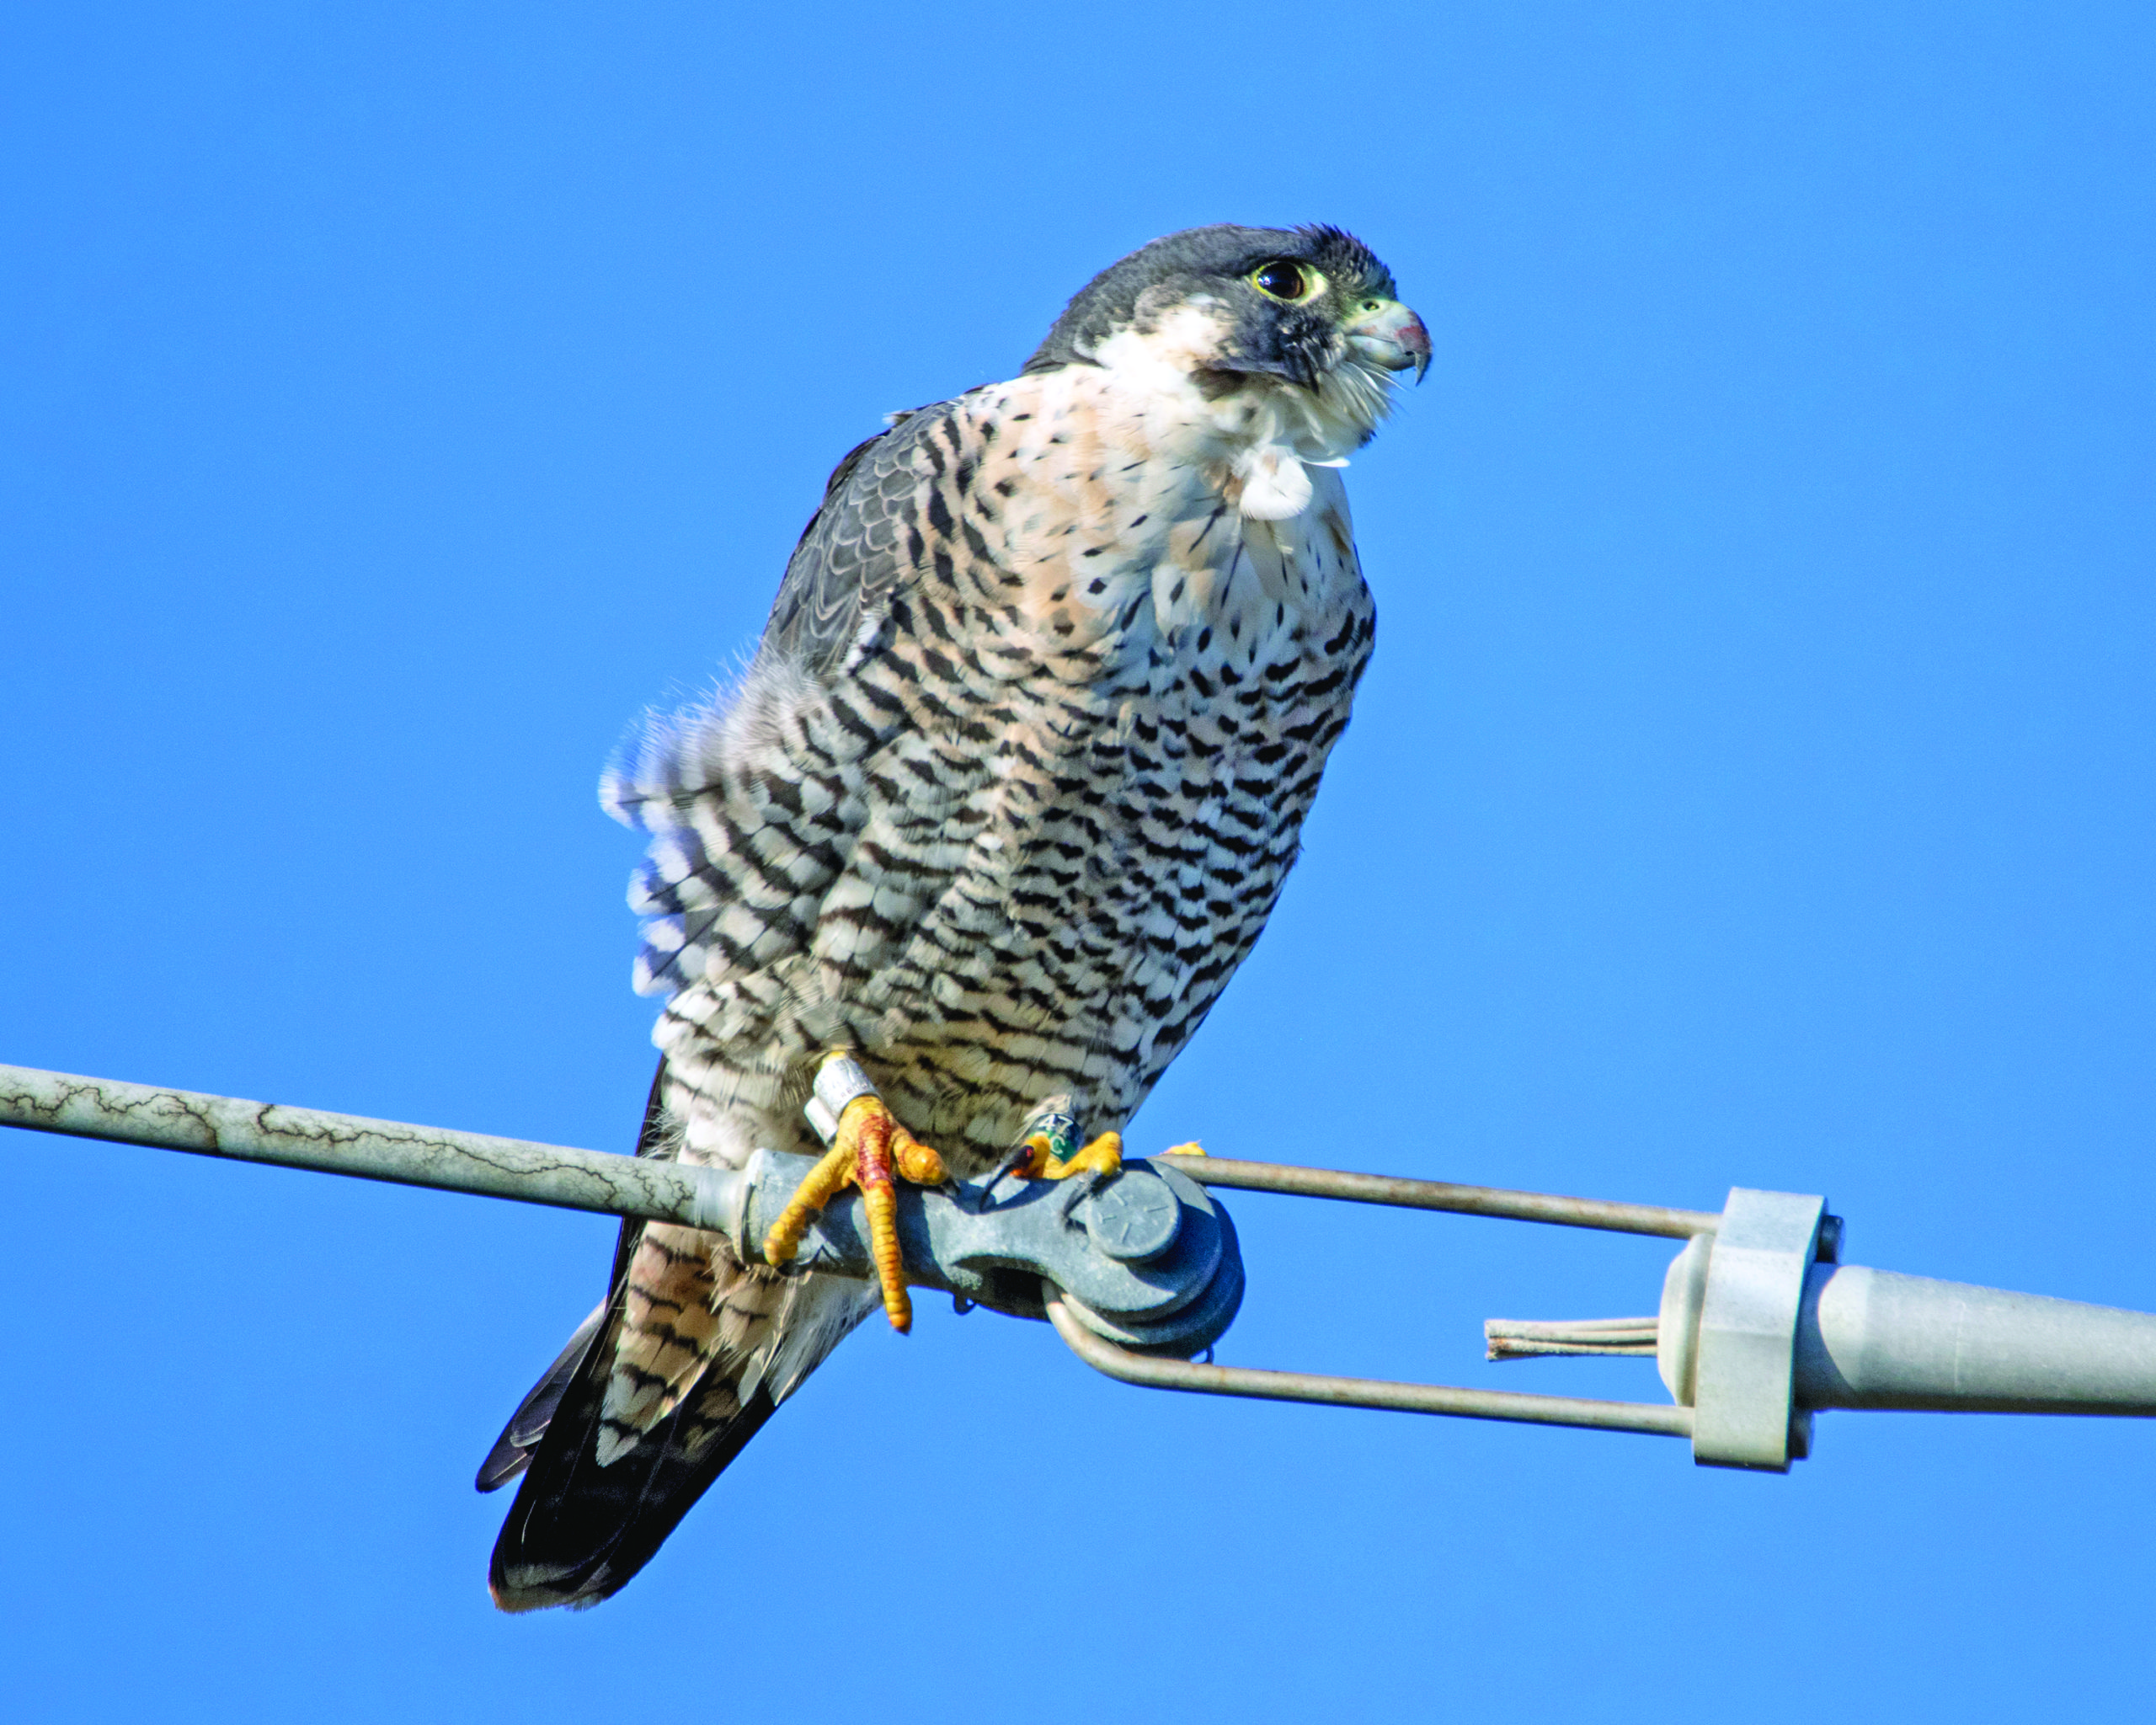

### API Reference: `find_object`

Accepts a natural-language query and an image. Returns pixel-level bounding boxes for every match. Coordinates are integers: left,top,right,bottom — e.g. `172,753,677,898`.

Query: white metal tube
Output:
1796,1264,2156,1416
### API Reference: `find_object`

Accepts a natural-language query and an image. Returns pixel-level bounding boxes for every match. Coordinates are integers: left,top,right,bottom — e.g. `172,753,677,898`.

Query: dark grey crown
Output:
1024,224,1397,382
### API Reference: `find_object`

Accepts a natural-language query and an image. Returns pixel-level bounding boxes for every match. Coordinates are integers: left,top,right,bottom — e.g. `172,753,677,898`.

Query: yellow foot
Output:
1161,1140,1206,1157
1015,1130,1123,1182
763,1064,947,1333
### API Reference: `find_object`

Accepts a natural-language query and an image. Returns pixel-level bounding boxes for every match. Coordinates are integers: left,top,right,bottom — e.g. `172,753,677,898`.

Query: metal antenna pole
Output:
11,1060,2156,1466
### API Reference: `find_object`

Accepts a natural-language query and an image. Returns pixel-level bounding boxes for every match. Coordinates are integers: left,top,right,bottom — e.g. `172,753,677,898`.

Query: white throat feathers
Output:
1087,303,1396,522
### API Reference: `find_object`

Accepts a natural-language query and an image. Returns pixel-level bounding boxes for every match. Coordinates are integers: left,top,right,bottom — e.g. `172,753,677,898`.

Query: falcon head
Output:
1024,223,1429,445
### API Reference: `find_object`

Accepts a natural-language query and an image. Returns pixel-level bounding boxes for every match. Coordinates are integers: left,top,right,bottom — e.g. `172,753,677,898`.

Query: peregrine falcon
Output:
477,224,1428,1609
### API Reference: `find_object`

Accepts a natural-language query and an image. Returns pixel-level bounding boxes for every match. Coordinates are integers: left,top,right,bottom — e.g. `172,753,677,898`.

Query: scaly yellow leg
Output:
762,1079,947,1333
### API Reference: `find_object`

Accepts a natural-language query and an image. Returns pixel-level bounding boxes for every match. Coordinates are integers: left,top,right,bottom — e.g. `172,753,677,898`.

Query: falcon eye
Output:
1249,259,1324,303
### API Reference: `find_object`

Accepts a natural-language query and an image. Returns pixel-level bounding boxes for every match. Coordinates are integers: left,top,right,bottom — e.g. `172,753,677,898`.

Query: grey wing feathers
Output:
475,1301,607,1492
760,403,946,676
600,403,961,1001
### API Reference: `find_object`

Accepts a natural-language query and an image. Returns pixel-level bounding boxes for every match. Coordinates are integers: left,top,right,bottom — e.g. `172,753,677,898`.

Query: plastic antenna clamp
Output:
1645,1188,2156,1464
1670,1188,1827,1470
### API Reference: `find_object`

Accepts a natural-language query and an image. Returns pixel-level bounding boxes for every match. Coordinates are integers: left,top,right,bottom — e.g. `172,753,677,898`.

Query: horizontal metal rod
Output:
1045,1294,1694,1439
12,1060,1699,1438
0,1063,732,1231
0,1065,1241,1335
1157,1153,1716,1239
0,1065,1717,1244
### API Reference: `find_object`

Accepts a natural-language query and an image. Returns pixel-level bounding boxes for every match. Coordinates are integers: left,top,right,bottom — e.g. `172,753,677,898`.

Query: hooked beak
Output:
1343,299,1431,383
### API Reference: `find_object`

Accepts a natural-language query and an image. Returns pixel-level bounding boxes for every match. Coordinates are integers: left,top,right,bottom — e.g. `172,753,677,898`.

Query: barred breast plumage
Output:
619,355,1376,1172
480,222,1425,1611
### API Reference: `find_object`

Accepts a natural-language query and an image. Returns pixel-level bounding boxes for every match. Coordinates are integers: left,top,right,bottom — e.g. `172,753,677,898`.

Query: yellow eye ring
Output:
1248,259,1327,303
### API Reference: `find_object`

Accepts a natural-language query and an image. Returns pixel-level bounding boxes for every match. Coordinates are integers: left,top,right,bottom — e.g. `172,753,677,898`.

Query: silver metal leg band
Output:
803,1053,879,1146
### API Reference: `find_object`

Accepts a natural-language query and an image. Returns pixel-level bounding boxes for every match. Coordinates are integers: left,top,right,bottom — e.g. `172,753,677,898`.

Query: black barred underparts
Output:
616,354,1378,1173
485,224,1424,1612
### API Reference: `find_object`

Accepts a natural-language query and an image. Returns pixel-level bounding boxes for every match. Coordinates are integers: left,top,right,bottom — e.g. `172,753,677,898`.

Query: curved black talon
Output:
1053,1166,1108,1224
974,1144,1037,1212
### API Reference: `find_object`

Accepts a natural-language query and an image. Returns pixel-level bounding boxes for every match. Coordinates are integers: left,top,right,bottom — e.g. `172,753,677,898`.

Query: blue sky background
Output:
5,4,2153,1720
